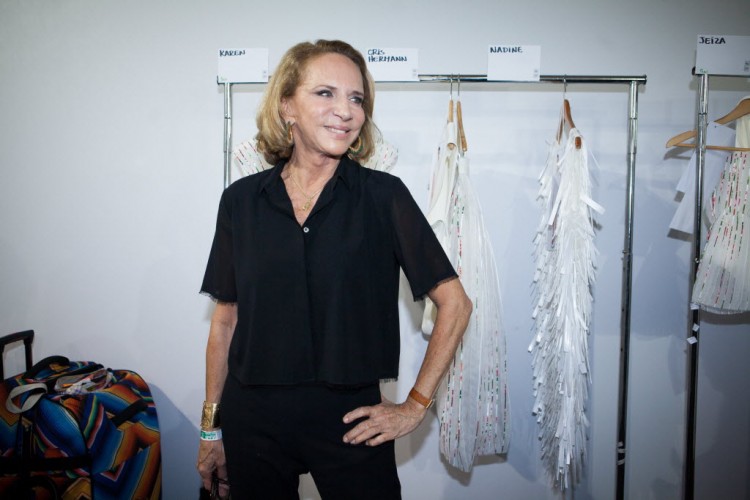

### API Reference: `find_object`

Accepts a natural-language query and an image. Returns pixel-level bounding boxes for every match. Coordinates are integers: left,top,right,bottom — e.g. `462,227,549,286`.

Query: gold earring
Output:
286,122,294,144
348,136,362,155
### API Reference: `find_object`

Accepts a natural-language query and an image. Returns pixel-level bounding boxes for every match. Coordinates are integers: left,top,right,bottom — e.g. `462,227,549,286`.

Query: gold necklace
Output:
290,171,325,211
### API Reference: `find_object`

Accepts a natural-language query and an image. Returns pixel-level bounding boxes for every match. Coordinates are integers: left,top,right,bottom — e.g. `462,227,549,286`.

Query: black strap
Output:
0,454,92,473
23,358,104,392
111,398,149,427
24,355,70,378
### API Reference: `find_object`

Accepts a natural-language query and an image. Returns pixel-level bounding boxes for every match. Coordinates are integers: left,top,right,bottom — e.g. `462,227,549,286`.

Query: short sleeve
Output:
200,191,237,302
389,178,457,300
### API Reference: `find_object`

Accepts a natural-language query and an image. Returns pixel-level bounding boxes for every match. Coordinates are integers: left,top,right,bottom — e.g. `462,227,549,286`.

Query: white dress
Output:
692,112,750,313
423,102,510,472
421,113,460,335
669,123,736,235
530,127,603,489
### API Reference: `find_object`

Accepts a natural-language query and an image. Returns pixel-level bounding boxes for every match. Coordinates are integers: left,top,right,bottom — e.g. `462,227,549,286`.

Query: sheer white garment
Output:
530,128,603,489
423,104,510,472
669,123,736,235
421,116,460,335
692,111,750,313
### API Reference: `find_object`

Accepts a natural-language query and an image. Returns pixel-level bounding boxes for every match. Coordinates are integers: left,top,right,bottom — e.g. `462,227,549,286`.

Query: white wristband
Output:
200,429,222,441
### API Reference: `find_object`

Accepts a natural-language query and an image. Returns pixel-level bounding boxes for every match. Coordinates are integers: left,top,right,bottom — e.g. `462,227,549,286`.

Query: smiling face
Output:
282,53,366,162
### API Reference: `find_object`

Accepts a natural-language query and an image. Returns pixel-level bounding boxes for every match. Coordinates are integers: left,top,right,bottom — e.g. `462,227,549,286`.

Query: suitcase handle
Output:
0,329,34,378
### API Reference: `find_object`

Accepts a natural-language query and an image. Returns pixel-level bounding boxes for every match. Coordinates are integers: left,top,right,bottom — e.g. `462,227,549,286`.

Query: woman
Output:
197,39,472,499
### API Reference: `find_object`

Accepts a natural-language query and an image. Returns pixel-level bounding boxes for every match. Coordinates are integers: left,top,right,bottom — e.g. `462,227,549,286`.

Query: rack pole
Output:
615,80,639,500
684,72,709,500
223,82,233,189
417,74,646,84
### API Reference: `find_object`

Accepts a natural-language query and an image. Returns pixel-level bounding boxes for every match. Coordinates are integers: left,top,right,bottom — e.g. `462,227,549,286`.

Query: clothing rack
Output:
220,74,646,189
684,73,749,500
218,73,646,499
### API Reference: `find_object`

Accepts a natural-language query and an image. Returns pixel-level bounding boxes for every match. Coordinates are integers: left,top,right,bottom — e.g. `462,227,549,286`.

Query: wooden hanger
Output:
665,97,750,152
715,97,750,125
665,130,697,148
456,100,468,153
456,77,468,153
447,76,454,123
557,98,582,149
445,78,457,151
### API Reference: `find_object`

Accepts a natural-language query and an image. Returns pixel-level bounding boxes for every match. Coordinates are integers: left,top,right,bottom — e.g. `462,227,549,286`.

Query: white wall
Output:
1,1,749,498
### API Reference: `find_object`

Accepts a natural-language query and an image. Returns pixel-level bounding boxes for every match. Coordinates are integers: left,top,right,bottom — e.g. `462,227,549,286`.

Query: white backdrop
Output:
1,1,749,499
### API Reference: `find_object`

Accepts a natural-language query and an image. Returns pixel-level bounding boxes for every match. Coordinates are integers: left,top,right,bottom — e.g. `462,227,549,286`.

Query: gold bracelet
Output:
201,401,220,429
408,388,434,409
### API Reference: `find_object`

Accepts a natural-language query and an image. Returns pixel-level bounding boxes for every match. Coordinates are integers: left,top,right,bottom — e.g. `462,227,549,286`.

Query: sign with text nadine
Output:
487,44,541,81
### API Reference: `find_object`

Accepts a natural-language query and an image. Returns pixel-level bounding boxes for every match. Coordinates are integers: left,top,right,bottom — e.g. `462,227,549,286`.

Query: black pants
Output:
221,375,402,499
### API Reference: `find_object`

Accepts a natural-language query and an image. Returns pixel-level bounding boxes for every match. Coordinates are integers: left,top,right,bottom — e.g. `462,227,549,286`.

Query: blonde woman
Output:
197,39,471,499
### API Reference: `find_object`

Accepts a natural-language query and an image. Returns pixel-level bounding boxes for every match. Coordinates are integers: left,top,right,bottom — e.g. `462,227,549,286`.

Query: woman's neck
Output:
286,150,340,186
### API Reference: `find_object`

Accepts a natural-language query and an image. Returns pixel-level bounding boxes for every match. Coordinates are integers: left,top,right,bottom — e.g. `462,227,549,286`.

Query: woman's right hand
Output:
199,302,236,497
197,437,229,498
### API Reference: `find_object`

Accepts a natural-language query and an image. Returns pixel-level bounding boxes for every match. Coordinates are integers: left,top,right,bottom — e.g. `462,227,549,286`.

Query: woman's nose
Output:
333,97,352,120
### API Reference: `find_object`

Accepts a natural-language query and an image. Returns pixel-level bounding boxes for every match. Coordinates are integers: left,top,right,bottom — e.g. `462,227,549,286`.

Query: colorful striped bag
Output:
0,356,161,499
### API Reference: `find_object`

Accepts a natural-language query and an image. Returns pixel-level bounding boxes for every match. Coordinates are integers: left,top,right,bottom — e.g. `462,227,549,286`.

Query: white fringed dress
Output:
530,127,603,489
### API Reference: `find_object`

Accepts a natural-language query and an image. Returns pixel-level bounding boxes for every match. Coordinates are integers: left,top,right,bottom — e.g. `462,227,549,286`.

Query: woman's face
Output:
283,53,366,161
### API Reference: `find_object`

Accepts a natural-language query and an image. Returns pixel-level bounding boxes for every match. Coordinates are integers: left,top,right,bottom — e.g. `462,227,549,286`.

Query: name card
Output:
487,44,541,81
695,35,750,76
365,48,419,82
217,48,269,83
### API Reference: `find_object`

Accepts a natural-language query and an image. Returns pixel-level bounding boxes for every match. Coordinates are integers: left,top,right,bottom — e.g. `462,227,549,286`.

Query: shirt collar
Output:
259,155,358,193
334,155,357,190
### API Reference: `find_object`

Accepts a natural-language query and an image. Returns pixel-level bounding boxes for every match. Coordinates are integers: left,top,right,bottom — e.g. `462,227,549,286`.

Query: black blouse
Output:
200,156,456,385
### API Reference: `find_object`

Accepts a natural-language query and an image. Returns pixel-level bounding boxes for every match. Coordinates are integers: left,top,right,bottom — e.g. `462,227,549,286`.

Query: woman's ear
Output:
281,98,294,122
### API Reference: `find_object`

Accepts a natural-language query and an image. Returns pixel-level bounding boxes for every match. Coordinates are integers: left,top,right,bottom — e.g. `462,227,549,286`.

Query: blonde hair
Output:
255,40,376,165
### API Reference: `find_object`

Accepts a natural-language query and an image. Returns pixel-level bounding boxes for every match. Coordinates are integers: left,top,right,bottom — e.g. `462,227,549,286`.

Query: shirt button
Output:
303,227,310,233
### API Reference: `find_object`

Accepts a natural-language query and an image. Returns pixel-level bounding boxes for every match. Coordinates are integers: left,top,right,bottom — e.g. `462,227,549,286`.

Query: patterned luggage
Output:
0,334,161,500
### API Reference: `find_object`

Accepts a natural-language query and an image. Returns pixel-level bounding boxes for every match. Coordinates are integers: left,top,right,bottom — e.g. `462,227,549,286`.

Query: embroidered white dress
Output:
423,104,510,472
670,123,736,235
692,112,750,313
421,114,460,335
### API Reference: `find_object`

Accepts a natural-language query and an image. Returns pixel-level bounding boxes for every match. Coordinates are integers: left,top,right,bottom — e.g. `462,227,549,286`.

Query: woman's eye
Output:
350,96,364,105
316,90,333,97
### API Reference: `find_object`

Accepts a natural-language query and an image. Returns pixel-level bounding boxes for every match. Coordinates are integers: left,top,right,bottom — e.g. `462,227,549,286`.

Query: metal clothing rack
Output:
218,73,646,499
220,74,646,189
684,72,749,500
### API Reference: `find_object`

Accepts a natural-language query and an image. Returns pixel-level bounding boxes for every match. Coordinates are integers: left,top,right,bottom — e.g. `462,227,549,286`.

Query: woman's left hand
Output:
342,395,427,446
